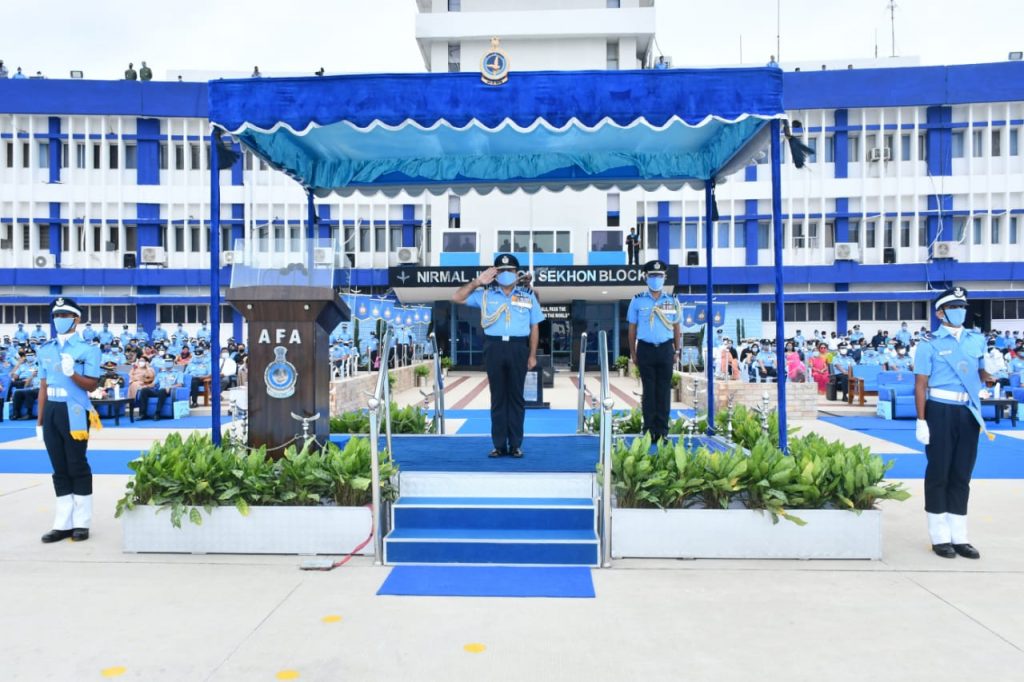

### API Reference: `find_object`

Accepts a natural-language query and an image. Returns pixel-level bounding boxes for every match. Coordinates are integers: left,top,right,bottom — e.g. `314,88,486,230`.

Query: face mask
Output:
944,308,967,327
646,276,664,292
751,347,759,354
897,349,906,356
839,349,848,355
496,271,517,287
53,317,75,334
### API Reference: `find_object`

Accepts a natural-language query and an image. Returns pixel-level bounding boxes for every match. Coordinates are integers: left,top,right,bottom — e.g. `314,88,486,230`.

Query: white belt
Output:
929,388,968,403
47,387,68,398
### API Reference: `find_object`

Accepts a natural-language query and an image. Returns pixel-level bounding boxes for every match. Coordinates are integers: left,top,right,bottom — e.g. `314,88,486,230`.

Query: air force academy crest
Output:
481,37,509,86
265,346,298,399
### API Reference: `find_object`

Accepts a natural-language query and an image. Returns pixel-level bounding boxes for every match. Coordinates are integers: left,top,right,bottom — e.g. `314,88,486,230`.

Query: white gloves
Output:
915,419,930,446
978,388,992,400
60,353,75,377
35,425,44,442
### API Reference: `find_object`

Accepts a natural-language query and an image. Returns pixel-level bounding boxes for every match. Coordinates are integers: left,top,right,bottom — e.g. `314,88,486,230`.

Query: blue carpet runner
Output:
377,565,595,598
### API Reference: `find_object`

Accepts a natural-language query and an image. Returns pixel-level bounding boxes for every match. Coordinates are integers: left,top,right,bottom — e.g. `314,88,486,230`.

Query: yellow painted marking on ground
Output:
100,666,127,677
463,643,486,654
982,515,994,522
276,671,300,680
321,614,342,623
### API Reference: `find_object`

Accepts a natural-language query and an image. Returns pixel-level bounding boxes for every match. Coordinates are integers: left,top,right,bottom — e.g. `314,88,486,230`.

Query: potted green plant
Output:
605,422,910,560
414,363,431,387
116,433,397,554
671,371,683,402
615,355,630,377
440,356,452,378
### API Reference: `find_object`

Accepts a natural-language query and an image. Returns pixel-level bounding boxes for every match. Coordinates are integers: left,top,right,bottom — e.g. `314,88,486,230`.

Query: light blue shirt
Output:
98,329,113,344
860,349,882,366
1008,357,1024,375
888,354,913,371
894,329,911,346
914,325,986,398
626,291,679,345
197,326,211,341
82,326,97,341
151,327,168,342
30,326,48,341
135,328,149,343
831,354,856,374
14,328,28,343
37,334,101,399
756,350,777,369
155,369,180,391
466,285,544,338
185,355,212,377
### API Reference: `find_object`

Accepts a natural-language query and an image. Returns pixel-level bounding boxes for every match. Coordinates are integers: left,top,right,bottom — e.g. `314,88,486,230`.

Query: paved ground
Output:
3,372,1022,680
2,474,1023,681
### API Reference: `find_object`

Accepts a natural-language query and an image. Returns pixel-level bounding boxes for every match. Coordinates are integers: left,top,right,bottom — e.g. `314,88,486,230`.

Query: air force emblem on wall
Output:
265,346,297,399
481,37,509,86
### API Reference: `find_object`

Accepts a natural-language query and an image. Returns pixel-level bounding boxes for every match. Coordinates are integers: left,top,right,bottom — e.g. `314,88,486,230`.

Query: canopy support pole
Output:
210,132,223,446
770,119,788,451
306,190,316,269
704,181,715,435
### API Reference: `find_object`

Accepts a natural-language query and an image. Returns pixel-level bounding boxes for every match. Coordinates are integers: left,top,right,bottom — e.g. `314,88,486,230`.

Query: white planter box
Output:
122,505,372,555
612,508,882,560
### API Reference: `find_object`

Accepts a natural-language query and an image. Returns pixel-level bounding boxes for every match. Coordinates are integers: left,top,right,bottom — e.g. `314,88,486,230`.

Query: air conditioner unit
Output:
931,241,960,260
313,246,334,266
140,246,167,265
33,253,55,268
685,250,700,266
220,250,243,267
868,147,890,162
395,247,419,265
834,242,861,262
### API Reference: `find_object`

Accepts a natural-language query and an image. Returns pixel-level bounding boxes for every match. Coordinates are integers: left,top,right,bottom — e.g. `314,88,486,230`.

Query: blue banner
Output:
694,303,708,325
711,302,727,328
682,305,697,328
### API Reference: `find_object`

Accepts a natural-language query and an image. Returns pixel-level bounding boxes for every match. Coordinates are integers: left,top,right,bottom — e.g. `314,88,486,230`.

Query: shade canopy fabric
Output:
208,68,784,197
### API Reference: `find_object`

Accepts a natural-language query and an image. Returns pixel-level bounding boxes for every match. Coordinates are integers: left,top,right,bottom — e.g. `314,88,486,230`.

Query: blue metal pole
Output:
770,120,788,452
210,132,222,446
704,181,715,434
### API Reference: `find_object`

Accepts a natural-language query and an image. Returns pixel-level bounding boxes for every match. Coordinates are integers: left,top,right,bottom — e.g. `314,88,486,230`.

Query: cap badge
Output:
55,297,65,307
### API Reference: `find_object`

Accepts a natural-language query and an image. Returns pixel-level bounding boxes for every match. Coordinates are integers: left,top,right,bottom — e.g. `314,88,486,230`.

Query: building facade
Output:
2,0,1022,367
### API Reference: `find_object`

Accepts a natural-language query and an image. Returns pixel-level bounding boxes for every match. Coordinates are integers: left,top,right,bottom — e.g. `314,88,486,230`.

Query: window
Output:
972,129,984,158
972,217,983,245
447,43,460,73
20,142,29,168
606,40,619,70
125,143,137,170
952,131,965,158
191,225,201,252
359,224,370,252
590,230,623,252
733,223,746,248
606,0,621,7
762,302,834,322
993,301,1024,319
824,135,835,162
757,221,771,249
1011,128,1020,156
805,137,817,163
954,218,967,242
108,144,119,170
175,144,185,170
645,220,658,249
190,143,201,170
37,142,48,169
447,0,460,10
92,143,101,169
513,230,530,252
992,129,1001,157
443,233,476,252
901,133,912,161
883,220,894,249
717,223,730,248
992,216,1001,245
791,222,804,249
900,220,911,248
847,135,860,162
808,221,819,249
849,220,860,245
75,143,86,169
159,142,168,170
1011,217,1019,245
865,221,876,248
374,224,385,251
825,222,835,248
555,231,570,253
918,133,927,161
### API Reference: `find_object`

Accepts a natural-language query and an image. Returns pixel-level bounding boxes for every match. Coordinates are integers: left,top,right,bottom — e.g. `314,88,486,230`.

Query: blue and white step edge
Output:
398,471,596,499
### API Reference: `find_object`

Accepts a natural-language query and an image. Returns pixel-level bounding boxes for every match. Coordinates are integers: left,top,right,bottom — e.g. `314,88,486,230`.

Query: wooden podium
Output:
227,286,348,454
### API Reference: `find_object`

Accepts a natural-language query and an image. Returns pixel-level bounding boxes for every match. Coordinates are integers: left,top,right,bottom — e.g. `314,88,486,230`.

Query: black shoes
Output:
488,449,506,458
931,543,957,559
488,448,524,458
953,543,980,559
510,448,524,458
41,529,73,543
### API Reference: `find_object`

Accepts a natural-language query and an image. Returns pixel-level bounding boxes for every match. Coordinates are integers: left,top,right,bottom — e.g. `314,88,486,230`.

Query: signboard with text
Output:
389,265,678,288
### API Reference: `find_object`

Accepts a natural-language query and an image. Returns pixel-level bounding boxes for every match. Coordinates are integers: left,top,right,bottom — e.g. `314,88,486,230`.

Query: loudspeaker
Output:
686,251,699,266
123,252,137,269
883,247,896,264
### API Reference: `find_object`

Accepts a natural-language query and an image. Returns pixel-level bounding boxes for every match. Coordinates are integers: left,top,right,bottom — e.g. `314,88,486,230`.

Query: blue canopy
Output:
208,68,784,196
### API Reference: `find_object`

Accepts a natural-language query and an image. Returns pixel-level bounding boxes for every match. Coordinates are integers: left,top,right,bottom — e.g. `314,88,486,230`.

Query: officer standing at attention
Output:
36,297,102,543
452,254,543,458
627,260,681,442
914,287,992,560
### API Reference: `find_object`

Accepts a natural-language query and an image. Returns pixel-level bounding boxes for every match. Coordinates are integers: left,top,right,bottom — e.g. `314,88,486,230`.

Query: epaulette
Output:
633,291,647,299
920,332,934,342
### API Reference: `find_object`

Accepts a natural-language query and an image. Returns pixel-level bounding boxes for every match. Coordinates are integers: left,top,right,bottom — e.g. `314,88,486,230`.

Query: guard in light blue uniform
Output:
627,259,680,441
118,325,133,346
197,323,211,342
754,342,778,383
134,325,149,344
914,286,991,560
849,325,864,344
151,323,168,343
860,347,882,366
1008,352,1024,378
81,323,96,342
36,297,102,544
31,324,49,342
98,323,113,345
455,253,543,458
894,323,912,346
14,323,28,344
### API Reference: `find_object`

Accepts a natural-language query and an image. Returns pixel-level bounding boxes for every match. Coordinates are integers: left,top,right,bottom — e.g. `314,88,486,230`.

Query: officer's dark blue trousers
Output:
637,340,673,441
924,399,980,515
42,401,92,496
483,336,529,453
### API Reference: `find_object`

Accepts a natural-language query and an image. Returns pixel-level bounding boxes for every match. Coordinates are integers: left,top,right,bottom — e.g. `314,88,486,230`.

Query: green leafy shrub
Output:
114,434,398,527
414,364,431,378
671,372,682,388
330,402,430,434
585,407,645,434
440,356,452,370
615,355,630,370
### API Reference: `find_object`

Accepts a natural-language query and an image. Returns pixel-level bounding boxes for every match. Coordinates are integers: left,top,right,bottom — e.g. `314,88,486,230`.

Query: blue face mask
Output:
944,307,967,327
647,276,664,292
496,271,517,287
53,317,75,334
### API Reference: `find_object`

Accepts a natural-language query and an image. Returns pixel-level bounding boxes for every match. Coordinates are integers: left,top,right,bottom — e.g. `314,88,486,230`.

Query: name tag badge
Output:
939,350,952,356
511,296,531,309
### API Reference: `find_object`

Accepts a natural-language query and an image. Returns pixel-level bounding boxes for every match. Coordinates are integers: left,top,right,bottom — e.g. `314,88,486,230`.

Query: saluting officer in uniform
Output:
914,287,992,559
453,254,543,458
36,297,102,543
627,260,681,442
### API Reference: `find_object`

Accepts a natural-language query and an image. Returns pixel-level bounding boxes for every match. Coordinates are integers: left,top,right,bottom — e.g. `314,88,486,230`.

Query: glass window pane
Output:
513,231,530,252
533,231,554,253
899,302,913,319
590,230,622,252
497,231,511,252
443,233,476,252
556,231,570,253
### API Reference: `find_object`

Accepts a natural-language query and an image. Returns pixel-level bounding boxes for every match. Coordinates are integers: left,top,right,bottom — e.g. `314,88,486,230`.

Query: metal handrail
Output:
428,332,446,434
597,330,614,568
576,331,588,433
368,325,395,565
